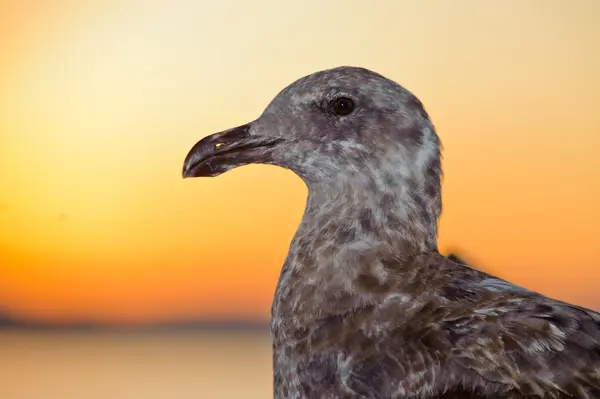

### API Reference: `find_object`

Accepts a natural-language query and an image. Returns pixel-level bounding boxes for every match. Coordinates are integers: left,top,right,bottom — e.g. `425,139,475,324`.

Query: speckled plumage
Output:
182,66,600,398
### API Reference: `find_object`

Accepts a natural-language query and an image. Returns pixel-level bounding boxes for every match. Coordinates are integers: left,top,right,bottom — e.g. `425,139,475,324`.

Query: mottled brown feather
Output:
266,68,600,398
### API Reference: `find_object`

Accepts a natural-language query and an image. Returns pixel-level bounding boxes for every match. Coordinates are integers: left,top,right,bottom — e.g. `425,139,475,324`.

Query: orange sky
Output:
0,0,599,324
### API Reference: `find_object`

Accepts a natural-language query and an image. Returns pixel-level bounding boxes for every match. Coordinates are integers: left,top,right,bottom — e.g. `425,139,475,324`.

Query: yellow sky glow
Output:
0,0,599,323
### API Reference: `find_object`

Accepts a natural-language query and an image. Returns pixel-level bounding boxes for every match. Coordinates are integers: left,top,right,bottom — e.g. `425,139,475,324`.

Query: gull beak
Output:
182,122,283,178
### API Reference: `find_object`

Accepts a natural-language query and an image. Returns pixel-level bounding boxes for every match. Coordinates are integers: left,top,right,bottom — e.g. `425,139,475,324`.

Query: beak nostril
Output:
215,143,225,149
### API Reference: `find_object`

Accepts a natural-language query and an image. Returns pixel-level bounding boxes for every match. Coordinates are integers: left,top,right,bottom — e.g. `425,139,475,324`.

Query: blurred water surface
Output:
0,331,272,399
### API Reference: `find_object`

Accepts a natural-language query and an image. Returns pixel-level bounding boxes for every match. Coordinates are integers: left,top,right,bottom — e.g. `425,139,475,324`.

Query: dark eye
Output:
332,97,355,116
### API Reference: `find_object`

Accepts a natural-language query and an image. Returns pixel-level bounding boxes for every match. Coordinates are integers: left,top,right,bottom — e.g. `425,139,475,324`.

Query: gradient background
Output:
0,0,599,397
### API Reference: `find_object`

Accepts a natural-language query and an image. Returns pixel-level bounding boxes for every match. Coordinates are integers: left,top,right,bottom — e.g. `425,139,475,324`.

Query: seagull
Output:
182,66,600,398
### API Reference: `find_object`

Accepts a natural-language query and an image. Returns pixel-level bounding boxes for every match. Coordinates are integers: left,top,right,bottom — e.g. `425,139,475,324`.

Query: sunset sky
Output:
0,0,599,324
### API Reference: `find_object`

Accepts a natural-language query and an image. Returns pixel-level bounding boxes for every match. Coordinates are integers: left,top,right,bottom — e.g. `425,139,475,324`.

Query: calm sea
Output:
0,331,273,398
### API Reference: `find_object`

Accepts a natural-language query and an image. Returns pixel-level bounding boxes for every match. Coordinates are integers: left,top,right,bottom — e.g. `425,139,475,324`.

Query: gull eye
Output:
332,97,355,116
